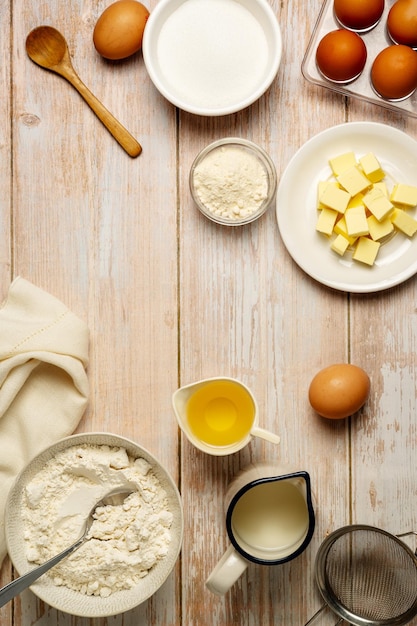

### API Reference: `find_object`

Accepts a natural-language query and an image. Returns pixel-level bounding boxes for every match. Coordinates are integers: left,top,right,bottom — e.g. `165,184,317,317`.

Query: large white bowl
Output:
5,432,183,617
143,0,282,116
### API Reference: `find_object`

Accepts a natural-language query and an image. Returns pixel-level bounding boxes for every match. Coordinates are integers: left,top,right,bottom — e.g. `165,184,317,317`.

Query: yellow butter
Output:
319,185,351,214
329,152,357,176
317,182,327,209
347,193,365,209
331,234,350,256
352,237,380,266
390,183,417,208
317,150,417,266
345,206,369,237
373,181,388,197
359,152,385,183
317,181,340,209
363,187,394,222
334,216,357,245
316,208,338,235
390,209,417,237
367,215,394,241
337,165,372,196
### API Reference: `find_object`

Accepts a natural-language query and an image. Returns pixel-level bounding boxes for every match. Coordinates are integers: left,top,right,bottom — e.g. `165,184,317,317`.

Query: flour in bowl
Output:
193,145,269,219
21,444,173,597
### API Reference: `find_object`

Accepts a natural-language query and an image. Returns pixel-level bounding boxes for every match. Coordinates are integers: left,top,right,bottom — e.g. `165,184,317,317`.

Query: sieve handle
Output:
304,604,343,626
397,530,417,556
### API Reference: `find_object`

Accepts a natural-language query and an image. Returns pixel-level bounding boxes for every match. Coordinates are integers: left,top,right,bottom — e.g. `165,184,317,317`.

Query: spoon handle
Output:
0,535,85,608
62,67,142,157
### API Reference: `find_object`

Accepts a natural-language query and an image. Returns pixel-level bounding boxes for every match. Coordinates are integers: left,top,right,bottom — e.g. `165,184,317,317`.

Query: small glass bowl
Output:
189,138,277,226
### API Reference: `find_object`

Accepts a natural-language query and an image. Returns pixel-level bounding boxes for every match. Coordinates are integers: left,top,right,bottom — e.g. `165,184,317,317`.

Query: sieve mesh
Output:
315,526,417,625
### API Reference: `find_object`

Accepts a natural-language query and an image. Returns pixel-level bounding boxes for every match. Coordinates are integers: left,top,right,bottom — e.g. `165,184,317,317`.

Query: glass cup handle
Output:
250,425,280,444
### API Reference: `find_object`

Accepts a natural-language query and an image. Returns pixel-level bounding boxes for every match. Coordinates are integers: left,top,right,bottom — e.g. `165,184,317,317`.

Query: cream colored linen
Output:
0,277,89,567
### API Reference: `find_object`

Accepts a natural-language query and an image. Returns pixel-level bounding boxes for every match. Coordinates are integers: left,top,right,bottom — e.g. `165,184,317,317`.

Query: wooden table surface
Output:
1,0,416,624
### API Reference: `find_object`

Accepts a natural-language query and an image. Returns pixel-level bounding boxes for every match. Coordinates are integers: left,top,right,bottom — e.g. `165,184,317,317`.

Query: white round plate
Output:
276,122,417,293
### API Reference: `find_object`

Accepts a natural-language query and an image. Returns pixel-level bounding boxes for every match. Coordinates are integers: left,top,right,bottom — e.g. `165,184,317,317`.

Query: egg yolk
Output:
316,29,367,82
387,0,417,47
334,0,385,32
371,44,417,100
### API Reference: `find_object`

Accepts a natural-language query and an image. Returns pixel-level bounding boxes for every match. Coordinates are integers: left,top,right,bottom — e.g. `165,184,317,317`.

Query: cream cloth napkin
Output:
0,277,89,567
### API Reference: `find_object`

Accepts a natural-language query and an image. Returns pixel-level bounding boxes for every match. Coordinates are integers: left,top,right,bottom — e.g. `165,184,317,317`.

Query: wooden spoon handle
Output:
63,68,142,157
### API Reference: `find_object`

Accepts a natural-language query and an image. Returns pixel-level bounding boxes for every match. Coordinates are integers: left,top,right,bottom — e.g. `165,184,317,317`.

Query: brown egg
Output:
387,0,417,47
93,0,150,60
308,364,370,419
334,0,385,31
371,45,417,100
315,29,367,83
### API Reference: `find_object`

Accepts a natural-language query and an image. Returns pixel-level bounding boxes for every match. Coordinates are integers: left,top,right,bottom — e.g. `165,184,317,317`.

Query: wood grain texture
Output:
0,0,11,301
1,0,416,624
0,9,13,626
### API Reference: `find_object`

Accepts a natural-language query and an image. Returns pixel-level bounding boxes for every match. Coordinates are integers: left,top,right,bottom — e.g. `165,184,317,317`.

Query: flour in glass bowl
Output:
21,444,173,598
193,145,269,219
156,0,270,110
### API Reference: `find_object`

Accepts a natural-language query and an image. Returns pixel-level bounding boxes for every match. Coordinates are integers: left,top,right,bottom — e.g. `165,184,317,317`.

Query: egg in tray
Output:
302,0,417,118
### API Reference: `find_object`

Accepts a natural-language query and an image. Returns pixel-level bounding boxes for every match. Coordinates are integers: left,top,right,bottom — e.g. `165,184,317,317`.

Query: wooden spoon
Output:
26,26,142,157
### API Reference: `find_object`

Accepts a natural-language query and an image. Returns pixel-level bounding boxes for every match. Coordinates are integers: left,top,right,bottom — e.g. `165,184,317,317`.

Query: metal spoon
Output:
25,26,142,157
0,487,135,607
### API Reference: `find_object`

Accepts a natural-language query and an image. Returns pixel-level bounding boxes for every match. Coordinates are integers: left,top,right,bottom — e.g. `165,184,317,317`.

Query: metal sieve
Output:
305,525,417,626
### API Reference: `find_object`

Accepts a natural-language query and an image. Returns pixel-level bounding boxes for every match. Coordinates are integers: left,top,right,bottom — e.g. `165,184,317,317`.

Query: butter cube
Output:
317,182,327,208
367,215,394,241
359,152,385,183
390,209,417,237
390,183,417,208
345,206,369,237
316,208,338,235
348,193,365,209
363,187,394,222
334,216,357,245
337,166,372,196
331,234,350,256
353,237,381,266
373,181,389,197
317,181,340,209
329,152,357,176
319,185,351,214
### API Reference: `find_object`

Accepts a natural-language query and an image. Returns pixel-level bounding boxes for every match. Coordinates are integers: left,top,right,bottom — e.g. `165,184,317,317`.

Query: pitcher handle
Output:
205,544,249,595
250,425,280,444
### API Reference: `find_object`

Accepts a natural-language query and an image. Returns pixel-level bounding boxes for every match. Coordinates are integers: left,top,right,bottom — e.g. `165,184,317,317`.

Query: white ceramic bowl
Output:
5,432,183,617
143,0,282,116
